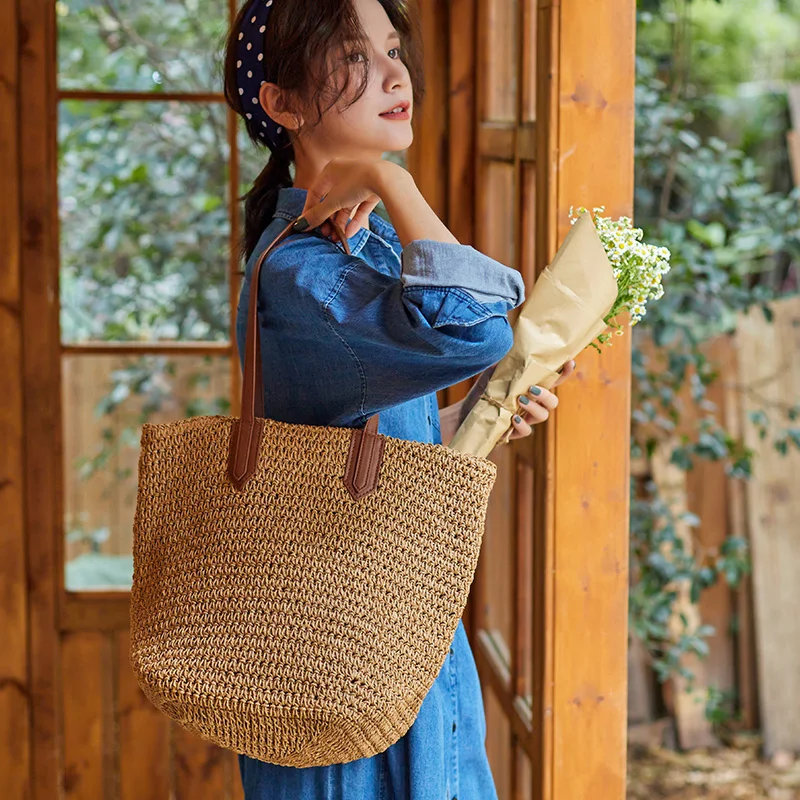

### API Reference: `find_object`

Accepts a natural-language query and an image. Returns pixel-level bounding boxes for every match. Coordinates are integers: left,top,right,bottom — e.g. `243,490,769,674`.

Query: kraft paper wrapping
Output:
448,214,618,458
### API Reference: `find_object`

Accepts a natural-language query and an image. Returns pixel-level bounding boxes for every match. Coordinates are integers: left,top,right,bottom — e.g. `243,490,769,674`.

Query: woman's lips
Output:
379,109,410,120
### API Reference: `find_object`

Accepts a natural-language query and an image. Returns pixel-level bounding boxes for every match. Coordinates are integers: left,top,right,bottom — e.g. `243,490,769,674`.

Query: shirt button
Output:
450,647,454,655
452,721,457,732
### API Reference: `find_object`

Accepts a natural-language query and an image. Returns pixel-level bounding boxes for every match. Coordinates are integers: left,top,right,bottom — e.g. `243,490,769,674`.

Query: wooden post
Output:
532,0,635,797
0,0,33,796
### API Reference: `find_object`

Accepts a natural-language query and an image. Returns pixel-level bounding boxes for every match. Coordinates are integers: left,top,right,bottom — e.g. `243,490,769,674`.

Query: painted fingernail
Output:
513,414,522,424
530,386,541,395
519,395,530,405
293,217,309,232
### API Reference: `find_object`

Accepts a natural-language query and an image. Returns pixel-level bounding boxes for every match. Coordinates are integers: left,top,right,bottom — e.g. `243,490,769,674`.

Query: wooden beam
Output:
61,594,131,633
19,0,65,796
531,0,635,797
62,342,232,356
476,121,537,163
406,0,449,218
58,90,226,103
0,0,32,794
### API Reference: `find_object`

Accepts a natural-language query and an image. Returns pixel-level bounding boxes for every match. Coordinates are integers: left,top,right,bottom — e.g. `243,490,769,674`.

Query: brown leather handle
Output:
227,212,384,496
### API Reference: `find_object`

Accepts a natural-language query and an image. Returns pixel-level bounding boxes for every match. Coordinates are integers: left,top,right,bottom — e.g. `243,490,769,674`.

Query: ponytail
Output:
239,145,295,268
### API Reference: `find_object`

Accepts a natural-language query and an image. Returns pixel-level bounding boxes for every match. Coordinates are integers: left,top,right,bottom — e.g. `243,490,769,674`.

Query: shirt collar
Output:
273,186,398,257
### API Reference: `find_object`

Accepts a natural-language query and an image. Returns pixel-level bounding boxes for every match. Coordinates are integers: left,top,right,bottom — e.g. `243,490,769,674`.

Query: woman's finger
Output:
509,413,532,439
520,386,558,411
520,401,550,424
345,199,380,238
553,359,577,386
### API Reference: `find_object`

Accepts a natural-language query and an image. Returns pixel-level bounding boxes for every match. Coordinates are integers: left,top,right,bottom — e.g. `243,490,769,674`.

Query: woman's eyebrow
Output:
344,31,401,47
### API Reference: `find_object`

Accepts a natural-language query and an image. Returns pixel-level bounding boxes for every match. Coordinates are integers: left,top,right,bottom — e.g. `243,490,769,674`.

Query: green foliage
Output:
630,3,800,705
705,685,741,730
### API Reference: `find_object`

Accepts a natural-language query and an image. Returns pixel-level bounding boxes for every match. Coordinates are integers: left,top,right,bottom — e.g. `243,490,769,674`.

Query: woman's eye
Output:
389,47,402,59
347,52,366,63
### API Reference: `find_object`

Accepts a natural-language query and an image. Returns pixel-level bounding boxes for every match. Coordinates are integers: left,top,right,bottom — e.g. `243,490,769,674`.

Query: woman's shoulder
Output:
247,218,373,307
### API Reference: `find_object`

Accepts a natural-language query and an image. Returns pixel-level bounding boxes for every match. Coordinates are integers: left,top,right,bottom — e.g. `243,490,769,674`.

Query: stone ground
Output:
627,739,800,799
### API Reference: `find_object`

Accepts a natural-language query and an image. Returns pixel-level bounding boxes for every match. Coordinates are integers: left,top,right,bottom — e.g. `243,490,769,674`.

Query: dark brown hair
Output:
223,0,426,265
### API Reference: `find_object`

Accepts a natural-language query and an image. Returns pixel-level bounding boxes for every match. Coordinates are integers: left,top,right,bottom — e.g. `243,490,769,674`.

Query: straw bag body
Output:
129,215,498,768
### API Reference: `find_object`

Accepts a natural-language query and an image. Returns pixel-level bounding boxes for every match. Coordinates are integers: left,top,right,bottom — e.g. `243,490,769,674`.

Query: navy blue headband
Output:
236,0,291,153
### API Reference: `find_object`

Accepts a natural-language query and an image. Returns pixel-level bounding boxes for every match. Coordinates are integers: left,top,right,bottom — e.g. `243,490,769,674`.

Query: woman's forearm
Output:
372,162,460,248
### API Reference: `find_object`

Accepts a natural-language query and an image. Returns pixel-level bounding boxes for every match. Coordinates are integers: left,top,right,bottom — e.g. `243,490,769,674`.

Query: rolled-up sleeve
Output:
323,238,526,418
400,239,526,308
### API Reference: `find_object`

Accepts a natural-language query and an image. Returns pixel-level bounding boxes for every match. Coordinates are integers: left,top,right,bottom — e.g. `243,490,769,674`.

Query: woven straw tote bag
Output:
129,214,499,768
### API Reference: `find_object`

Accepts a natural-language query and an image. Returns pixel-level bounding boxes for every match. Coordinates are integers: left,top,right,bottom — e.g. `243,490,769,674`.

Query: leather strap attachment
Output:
343,414,385,500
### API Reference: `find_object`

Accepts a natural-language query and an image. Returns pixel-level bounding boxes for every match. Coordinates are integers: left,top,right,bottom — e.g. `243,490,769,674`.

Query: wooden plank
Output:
650,438,717,750
721,337,760,730
62,632,114,800
786,84,800,129
116,630,170,800
735,295,800,754
406,0,448,218
528,2,560,795
627,635,656,726
0,0,32,793
228,749,245,800
441,0,479,440
19,0,64,796
172,725,229,800
690,337,736,695
543,0,635,796
482,0,517,122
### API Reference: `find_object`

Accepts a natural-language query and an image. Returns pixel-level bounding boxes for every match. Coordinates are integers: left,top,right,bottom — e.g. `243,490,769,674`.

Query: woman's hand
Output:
507,358,577,441
439,359,578,447
293,158,388,242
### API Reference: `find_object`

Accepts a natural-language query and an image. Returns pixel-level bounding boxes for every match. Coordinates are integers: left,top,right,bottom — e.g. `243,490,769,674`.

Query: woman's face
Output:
291,0,414,160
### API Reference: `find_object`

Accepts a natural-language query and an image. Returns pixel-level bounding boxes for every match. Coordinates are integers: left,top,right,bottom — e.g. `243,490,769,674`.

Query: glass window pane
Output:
63,354,231,592
57,0,228,93
58,99,230,343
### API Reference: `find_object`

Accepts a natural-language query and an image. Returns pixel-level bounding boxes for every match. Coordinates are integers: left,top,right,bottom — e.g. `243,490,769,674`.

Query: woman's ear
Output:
259,83,303,132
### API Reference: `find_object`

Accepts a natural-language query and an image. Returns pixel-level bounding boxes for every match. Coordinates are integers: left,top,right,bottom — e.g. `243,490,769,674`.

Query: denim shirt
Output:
234,186,525,800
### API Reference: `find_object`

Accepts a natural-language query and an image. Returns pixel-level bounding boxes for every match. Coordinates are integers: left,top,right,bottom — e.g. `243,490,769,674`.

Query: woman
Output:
223,0,575,796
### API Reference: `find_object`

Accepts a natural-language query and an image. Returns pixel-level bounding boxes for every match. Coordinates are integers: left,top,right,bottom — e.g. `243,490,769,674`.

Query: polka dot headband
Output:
236,0,291,152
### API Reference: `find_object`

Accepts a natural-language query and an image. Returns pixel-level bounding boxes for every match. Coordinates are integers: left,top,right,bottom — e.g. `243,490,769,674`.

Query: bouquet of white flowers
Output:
570,206,671,349
449,208,671,457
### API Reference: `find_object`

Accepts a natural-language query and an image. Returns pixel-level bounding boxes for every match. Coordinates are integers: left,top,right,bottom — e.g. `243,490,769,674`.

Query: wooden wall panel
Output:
115,631,171,800
689,338,736,703
482,0,518,122
62,632,113,799
173,726,232,799
485,688,513,800
19,0,65,797
0,0,32,795
736,296,800,755
406,0,449,217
